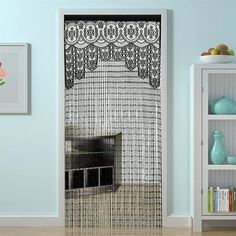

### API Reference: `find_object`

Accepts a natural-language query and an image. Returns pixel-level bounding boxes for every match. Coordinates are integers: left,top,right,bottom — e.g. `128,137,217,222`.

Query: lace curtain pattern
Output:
64,18,162,228
65,21,161,89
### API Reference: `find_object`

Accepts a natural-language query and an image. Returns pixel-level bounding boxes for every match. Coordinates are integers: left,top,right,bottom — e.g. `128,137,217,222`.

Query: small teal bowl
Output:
227,156,236,165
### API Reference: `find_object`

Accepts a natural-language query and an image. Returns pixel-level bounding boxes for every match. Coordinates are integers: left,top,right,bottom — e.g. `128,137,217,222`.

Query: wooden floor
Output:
1,227,236,236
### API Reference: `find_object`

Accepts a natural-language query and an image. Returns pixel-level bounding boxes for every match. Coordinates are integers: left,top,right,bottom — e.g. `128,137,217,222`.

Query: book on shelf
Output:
229,188,233,212
208,187,213,212
208,186,236,213
214,187,220,212
233,187,236,212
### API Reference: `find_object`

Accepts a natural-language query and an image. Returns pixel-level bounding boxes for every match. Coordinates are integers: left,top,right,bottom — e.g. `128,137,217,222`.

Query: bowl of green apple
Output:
200,44,235,63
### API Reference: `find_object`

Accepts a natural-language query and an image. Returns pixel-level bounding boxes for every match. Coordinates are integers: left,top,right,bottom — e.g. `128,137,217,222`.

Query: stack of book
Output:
208,187,236,213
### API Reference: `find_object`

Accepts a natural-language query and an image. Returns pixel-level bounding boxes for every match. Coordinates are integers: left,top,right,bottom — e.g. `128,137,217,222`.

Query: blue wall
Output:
0,0,236,216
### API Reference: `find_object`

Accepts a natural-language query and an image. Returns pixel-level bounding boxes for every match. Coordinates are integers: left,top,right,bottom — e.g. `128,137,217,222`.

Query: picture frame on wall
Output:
0,43,30,114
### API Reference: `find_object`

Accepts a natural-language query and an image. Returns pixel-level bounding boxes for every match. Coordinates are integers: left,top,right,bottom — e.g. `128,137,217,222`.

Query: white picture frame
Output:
0,43,30,114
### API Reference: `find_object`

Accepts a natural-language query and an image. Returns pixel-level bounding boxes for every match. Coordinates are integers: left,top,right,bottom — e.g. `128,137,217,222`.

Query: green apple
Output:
226,49,235,56
211,48,219,55
208,48,214,54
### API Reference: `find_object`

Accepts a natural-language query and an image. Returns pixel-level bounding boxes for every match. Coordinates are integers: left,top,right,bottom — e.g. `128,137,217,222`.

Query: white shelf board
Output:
208,115,236,120
208,164,236,170
202,214,236,220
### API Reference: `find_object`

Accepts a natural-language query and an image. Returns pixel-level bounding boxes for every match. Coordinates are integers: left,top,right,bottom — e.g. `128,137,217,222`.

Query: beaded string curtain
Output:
64,16,162,228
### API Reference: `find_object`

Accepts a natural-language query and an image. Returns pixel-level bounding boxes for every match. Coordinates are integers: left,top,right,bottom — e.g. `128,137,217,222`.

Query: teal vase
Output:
208,99,215,114
213,96,236,114
210,130,226,165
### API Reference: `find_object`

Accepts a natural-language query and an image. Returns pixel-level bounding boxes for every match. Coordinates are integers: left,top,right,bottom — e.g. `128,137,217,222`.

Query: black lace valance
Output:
64,21,161,89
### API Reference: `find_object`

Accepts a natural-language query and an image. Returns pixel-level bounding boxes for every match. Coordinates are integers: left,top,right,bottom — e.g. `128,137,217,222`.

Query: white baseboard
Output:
165,215,192,227
0,214,191,228
204,220,236,228
0,215,64,227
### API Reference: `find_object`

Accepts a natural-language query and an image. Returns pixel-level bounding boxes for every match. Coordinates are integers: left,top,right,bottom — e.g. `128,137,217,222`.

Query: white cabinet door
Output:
202,69,236,216
191,64,236,232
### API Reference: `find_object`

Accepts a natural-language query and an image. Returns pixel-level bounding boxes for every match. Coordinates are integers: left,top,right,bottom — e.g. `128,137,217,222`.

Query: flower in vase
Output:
0,62,6,86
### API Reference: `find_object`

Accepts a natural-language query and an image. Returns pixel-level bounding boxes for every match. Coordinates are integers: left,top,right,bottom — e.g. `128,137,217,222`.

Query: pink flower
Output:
0,68,6,78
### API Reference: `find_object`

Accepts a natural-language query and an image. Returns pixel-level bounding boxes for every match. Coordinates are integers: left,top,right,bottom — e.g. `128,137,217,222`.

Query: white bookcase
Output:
190,64,236,232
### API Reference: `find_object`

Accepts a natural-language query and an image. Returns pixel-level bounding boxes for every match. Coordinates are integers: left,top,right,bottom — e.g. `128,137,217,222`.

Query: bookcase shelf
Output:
202,214,236,220
191,64,236,232
208,165,236,170
208,115,236,120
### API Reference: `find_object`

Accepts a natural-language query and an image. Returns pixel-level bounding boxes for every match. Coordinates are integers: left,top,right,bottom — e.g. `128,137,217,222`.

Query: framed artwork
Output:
0,43,30,114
